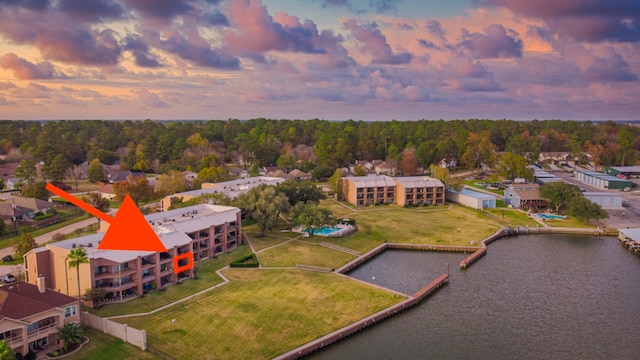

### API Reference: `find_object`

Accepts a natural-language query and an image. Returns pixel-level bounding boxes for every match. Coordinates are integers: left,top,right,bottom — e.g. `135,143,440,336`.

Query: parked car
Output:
0,274,16,284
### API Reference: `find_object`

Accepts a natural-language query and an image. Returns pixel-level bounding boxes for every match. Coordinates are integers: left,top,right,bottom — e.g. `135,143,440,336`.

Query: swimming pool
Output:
536,214,567,220
305,226,341,235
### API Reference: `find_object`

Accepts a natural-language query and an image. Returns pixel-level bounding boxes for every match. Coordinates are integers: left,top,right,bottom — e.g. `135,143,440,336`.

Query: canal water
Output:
306,235,640,360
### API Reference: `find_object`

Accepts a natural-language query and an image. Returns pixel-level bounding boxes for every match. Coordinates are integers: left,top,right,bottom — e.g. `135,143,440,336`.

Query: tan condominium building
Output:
24,204,241,305
341,175,445,207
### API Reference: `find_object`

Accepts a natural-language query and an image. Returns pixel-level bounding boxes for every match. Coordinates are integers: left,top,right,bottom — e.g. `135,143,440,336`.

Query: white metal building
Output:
446,188,497,209
582,192,623,209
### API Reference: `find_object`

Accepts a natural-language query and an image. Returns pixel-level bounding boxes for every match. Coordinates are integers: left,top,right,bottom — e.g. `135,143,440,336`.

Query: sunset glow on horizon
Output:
0,0,639,121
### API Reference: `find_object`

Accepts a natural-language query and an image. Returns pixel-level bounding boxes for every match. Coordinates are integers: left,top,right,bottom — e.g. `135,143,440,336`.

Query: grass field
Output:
64,328,157,360
89,246,252,317
257,240,356,268
243,223,300,252
314,203,499,253
117,269,403,360
0,213,92,251
85,200,542,359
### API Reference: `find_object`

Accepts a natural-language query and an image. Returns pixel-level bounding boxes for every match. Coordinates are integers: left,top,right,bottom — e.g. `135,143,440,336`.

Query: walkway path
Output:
105,267,231,320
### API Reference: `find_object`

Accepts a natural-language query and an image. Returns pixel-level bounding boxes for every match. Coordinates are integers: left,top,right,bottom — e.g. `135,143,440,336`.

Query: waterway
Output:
306,234,640,360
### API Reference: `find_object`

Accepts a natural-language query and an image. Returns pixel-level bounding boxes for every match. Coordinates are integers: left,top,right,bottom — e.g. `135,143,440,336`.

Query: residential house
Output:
107,171,145,184
266,169,288,179
351,160,375,175
97,183,116,200
538,152,573,166
374,161,397,176
0,162,18,179
24,204,242,304
0,280,79,358
287,169,311,181
503,183,547,211
0,197,55,227
3,179,20,191
0,163,19,189
439,158,457,169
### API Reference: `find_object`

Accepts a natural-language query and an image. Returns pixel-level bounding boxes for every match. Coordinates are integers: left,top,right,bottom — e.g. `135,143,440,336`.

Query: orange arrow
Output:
46,183,167,252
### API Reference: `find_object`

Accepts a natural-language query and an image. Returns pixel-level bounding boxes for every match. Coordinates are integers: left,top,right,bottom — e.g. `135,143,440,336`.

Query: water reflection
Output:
307,235,640,360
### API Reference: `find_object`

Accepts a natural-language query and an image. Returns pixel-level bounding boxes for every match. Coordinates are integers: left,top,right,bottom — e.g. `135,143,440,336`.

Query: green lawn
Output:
257,240,356,269
0,213,92,251
316,204,499,252
88,246,252,317
244,223,300,252
117,269,403,360
485,208,540,227
541,216,597,228
64,328,157,360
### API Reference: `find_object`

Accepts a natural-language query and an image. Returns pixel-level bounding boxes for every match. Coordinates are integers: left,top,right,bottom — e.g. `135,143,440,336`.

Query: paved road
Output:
0,217,99,276
553,171,640,229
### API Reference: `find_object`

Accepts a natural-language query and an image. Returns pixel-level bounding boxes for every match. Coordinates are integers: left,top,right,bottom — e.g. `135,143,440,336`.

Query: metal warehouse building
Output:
446,188,497,209
582,192,623,209
573,170,632,190
604,166,640,178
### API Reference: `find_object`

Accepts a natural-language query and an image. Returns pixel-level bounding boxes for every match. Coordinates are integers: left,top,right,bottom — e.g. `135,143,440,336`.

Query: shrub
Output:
229,253,259,268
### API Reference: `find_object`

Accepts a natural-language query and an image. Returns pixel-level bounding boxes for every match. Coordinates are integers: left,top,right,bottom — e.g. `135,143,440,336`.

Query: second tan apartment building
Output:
341,175,445,207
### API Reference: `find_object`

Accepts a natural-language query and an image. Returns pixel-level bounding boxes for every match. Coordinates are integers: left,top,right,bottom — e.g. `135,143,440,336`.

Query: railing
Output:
27,322,59,338
2,334,23,346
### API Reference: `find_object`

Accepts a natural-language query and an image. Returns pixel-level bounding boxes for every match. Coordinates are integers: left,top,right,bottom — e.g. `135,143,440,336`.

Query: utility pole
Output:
11,200,18,236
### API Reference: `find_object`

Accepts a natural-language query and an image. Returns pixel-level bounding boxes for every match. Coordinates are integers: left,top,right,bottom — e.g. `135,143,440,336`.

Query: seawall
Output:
459,226,606,269
274,274,449,360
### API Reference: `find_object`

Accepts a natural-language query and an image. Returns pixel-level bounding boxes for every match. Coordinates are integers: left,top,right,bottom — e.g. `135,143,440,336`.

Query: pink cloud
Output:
343,19,413,65
0,53,60,79
458,24,523,59
482,0,640,43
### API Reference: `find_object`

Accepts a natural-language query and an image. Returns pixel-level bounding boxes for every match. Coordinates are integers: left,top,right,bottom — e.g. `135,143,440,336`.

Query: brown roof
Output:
0,281,77,321
0,197,53,218
514,189,543,201
0,162,18,179
99,183,115,194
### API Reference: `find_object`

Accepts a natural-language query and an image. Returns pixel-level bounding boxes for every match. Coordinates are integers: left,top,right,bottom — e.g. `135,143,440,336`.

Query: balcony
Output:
93,270,112,278
27,320,59,338
160,252,172,261
1,333,24,347
141,258,155,268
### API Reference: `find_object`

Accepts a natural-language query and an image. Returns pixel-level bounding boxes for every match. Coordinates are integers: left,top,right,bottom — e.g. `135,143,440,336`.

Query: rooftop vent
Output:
72,243,76,248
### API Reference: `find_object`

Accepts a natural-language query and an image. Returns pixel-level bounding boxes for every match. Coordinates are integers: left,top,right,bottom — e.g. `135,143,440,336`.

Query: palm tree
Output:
0,340,16,360
56,323,84,352
67,247,88,325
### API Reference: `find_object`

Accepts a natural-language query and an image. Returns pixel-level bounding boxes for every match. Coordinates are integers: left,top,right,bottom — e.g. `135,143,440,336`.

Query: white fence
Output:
82,312,147,350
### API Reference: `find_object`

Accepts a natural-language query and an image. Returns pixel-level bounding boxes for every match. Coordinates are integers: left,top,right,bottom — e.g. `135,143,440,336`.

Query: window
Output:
64,305,77,318
27,323,38,332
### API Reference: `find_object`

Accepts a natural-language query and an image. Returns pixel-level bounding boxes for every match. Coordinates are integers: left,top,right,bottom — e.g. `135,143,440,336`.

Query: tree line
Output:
0,119,637,181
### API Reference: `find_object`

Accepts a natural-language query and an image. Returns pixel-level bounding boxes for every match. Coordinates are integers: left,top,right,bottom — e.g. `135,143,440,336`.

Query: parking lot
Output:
554,171,640,229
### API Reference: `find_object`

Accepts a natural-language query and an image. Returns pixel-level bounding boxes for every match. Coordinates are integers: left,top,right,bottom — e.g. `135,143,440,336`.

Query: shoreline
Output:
275,226,616,359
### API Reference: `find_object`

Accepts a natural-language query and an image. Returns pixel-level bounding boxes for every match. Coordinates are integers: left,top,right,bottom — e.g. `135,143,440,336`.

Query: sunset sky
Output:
1,0,639,121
